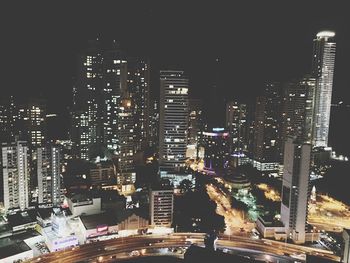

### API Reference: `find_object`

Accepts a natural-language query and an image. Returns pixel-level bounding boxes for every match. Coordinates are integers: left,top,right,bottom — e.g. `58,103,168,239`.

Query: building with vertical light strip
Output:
149,189,174,227
159,71,189,172
1,140,29,211
280,137,311,244
37,145,61,206
226,101,248,153
311,31,336,148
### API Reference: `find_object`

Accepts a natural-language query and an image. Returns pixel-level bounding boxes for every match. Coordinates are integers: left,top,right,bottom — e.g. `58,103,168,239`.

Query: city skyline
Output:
1,2,350,263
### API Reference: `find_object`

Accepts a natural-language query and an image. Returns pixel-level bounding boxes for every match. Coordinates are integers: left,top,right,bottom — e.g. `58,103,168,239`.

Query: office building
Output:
226,101,248,153
149,189,174,227
159,71,189,172
37,145,62,205
280,137,311,244
311,31,336,148
1,140,30,211
203,128,230,171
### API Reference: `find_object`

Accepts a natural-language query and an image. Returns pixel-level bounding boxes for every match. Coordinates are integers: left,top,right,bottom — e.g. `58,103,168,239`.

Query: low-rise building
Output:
66,194,101,217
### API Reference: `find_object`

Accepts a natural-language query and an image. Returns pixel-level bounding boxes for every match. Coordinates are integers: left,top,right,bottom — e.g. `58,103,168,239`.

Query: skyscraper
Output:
281,137,311,244
311,31,336,148
226,101,248,153
159,71,189,172
280,76,316,152
253,83,283,171
37,145,61,205
102,45,128,152
0,96,18,144
128,58,151,150
187,99,203,159
1,140,30,211
117,98,136,184
72,39,103,160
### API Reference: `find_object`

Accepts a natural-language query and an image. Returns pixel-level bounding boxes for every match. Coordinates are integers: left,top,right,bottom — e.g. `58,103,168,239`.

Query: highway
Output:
26,233,341,263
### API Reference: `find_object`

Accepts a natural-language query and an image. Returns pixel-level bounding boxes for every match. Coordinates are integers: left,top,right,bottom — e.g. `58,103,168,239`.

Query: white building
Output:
312,31,336,148
159,71,189,172
1,140,29,211
37,145,61,205
66,194,101,217
281,137,311,244
150,189,174,227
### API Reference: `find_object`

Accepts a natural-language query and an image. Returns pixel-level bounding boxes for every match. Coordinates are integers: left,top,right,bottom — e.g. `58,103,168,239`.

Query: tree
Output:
179,179,193,194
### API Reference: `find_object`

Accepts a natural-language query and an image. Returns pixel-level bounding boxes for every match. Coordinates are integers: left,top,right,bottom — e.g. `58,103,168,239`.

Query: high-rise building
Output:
311,31,336,148
71,40,103,160
149,189,174,227
159,71,189,172
226,101,248,153
117,98,136,184
1,140,30,211
203,128,230,172
128,58,151,150
0,96,18,144
102,45,128,152
17,99,47,153
37,145,61,205
281,137,311,244
149,100,159,148
253,83,283,171
343,229,350,263
280,77,316,151
187,99,203,159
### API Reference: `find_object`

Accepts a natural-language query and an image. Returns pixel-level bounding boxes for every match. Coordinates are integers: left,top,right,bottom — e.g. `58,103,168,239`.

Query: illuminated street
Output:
256,183,281,202
206,184,254,235
27,233,340,263
308,194,350,232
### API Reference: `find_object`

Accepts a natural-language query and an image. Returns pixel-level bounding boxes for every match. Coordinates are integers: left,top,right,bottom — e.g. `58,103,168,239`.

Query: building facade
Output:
37,145,61,205
159,71,189,172
1,141,30,211
311,31,336,148
149,189,174,227
280,137,311,244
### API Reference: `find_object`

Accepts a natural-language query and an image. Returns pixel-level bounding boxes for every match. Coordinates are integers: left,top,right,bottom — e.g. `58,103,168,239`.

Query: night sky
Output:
1,1,349,123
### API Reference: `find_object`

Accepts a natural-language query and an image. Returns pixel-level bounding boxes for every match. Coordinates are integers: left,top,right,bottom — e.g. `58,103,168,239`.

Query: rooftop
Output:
0,241,31,259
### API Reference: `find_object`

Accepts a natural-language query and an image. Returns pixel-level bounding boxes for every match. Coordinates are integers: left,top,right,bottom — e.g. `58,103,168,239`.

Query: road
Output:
26,233,340,263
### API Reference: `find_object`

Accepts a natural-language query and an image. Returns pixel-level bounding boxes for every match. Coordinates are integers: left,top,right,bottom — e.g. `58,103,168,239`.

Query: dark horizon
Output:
1,1,349,117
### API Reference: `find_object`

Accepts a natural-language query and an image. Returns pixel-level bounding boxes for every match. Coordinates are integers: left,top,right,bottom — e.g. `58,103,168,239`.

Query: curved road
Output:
26,233,340,263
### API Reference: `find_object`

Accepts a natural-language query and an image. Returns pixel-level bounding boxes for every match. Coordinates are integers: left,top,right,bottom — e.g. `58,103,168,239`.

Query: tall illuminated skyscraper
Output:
159,71,189,172
37,145,61,205
311,31,336,148
128,58,151,150
226,101,248,153
1,140,29,211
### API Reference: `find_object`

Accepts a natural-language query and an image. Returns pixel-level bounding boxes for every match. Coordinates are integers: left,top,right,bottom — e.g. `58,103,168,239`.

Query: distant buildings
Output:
187,99,203,159
1,140,30,211
159,70,189,172
311,31,336,148
149,189,174,227
280,137,311,244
